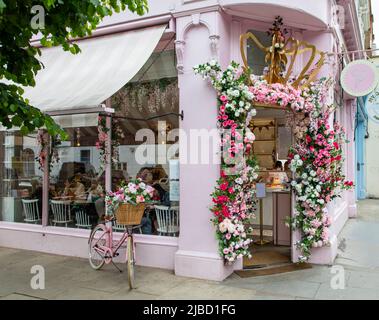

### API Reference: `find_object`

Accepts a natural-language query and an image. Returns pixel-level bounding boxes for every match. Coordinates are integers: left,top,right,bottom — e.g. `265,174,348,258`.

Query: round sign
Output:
341,59,379,97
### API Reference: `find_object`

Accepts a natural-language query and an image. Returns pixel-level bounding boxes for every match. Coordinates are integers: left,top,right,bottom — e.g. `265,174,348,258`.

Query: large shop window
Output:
0,131,43,224
48,114,105,229
109,37,180,237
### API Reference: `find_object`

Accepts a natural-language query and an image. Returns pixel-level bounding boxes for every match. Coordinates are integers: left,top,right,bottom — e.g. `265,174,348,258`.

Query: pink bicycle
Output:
88,203,145,289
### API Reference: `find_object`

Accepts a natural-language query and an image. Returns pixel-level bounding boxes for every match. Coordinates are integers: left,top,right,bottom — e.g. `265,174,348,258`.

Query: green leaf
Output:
0,0,6,13
12,115,23,127
9,104,18,112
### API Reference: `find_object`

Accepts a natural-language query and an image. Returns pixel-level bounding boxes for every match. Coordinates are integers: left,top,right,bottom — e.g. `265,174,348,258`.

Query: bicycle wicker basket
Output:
115,203,145,226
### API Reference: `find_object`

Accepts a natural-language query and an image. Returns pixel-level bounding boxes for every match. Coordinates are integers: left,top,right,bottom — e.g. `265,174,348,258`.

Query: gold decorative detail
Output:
240,29,325,89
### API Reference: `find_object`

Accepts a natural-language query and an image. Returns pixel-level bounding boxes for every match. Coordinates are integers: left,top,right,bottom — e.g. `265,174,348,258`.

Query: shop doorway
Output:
244,107,293,269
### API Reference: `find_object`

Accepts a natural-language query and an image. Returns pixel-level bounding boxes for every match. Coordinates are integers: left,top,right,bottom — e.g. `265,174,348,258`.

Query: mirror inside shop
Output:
244,107,293,269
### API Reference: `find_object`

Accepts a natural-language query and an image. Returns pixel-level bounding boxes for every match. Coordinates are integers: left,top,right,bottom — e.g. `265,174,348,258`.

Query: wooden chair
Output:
50,200,72,227
21,199,40,224
155,205,179,236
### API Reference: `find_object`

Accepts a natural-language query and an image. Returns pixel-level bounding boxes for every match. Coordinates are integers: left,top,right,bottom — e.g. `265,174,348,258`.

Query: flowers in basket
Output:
105,179,155,214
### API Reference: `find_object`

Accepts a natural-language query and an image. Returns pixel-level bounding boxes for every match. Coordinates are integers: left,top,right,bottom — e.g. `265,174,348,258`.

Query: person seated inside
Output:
63,174,86,199
137,168,172,235
87,179,104,202
86,179,105,219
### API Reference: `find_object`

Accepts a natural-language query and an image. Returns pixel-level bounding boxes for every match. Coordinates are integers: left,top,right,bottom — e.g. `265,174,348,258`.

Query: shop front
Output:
0,0,358,281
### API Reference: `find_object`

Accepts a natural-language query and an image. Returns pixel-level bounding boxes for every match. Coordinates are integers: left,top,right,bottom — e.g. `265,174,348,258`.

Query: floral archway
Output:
194,18,353,263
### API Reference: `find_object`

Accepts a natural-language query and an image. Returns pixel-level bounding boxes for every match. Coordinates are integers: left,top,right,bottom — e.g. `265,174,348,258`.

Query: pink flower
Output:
321,228,329,240
220,95,228,102
220,182,228,191
136,195,145,203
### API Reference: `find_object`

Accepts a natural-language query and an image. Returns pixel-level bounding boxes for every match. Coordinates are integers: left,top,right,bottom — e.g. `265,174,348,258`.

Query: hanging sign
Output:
341,59,379,97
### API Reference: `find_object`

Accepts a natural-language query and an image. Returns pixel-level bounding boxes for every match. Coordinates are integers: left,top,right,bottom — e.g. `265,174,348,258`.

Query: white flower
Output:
233,90,240,97
310,170,316,177
239,101,245,107
235,177,243,185
210,60,217,66
219,219,231,233
246,92,254,100
294,155,300,160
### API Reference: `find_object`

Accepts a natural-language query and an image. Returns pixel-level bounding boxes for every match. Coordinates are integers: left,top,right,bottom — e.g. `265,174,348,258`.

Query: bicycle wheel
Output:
127,235,135,289
88,224,106,270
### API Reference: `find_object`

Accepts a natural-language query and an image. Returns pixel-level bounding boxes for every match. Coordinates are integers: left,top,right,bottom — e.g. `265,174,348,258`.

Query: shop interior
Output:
244,107,293,269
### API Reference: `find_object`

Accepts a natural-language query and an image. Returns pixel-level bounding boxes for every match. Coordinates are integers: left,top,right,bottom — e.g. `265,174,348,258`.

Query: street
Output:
0,199,378,300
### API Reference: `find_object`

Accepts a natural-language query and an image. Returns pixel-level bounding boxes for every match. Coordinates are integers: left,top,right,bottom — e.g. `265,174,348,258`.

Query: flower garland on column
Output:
195,61,354,263
194,61,259,263
96,116,124,171
36,129,61,172
287,80,354,262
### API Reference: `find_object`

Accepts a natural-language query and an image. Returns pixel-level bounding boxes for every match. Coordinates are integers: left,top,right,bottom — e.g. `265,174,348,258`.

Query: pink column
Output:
41,129,50,227
105,103,112,193
174,11,234,281
345,99,357,218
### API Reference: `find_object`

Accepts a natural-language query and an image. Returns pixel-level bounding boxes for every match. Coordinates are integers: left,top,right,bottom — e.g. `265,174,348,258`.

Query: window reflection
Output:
0,131,43,224
49,124,105,229
109,43,180,237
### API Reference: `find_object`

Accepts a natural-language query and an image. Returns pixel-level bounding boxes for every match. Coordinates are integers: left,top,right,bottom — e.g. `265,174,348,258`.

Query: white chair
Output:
155,205,179,236
74,208,92,229
50,200,72,227
113,220,142,234
21,199,40,224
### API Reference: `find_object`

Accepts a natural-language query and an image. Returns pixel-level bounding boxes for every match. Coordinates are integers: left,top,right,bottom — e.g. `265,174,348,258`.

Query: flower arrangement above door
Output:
194,16,353,263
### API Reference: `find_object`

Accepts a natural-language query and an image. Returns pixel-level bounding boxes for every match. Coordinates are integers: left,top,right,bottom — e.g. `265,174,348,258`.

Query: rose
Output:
136,195,145,203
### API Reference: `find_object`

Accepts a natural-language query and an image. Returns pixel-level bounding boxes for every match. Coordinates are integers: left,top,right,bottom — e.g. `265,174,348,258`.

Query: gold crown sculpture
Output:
240,19,326,89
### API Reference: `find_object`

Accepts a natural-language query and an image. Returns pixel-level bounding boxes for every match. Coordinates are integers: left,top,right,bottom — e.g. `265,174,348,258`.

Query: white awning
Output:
23,25,166,112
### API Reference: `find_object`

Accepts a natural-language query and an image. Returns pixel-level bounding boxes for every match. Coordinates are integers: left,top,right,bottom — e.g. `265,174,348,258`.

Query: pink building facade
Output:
0,0,363,281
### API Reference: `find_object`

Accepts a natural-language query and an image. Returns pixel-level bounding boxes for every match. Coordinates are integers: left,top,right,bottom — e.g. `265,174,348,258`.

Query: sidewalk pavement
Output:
0,199,378,300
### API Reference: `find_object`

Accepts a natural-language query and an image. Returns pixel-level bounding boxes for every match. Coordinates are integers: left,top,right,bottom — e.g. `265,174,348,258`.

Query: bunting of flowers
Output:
195,60,353,263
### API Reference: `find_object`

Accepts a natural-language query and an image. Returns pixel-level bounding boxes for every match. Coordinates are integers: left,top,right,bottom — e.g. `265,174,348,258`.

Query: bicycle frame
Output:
92,221,134,264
